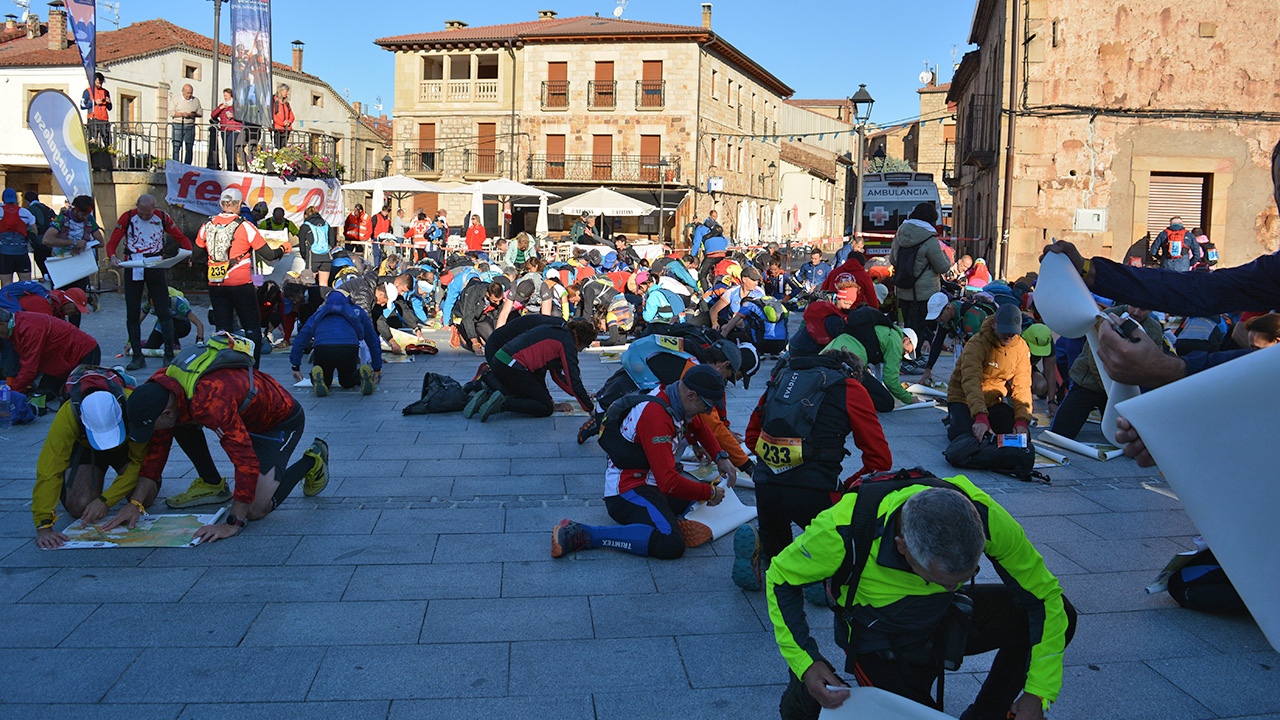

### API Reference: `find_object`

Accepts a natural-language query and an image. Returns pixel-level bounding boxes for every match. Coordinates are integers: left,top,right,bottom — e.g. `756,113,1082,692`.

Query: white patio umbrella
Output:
735,201,749,244
749,200,760,245
771,202,783,244
548,187,657,217
535,194,550,237
341,174,446,193
469,189,485,226
459,178,557,198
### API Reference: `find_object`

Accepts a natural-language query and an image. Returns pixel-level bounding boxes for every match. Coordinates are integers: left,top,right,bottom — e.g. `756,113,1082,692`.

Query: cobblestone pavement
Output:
0,293,1275,719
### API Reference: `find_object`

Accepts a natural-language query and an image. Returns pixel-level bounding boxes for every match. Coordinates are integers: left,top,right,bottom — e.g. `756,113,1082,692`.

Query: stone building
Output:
778,140,849,244
916,81,956,210
375,5,793,244
949,0,1280,276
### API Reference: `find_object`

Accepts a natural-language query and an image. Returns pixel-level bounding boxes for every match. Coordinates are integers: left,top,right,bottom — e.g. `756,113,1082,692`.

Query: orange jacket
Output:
344,213,371,242
86,87,111,122
272,97,295,131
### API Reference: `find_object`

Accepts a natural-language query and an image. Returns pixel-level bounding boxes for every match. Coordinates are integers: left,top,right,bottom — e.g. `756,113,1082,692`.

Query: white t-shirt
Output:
123,212,167,256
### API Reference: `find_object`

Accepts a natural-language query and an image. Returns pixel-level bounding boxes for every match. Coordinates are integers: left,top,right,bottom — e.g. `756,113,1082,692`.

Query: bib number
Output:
656,336,682,353
756,432,804,472
207,260,229,283
1169,240,1183,258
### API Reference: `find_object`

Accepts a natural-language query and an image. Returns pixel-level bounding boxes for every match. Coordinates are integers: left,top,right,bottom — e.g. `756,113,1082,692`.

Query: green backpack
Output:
164,331,257,411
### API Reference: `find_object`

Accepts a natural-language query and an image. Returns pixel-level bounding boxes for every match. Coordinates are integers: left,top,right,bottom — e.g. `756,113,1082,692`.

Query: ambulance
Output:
859,172,941,257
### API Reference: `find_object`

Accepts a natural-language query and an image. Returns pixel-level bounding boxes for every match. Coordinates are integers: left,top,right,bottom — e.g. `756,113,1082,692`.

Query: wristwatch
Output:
225,514,247,528
715,450,730,462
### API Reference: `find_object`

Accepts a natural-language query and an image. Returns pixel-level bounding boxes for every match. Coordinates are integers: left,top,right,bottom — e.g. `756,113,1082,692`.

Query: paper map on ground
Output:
599,350,623,363
682,485,757,541
53,513,217,549
1034,451,1070,469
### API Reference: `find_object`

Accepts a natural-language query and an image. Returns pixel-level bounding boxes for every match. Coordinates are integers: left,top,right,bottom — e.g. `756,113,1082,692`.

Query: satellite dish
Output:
918,70,933,85
613,4,624,16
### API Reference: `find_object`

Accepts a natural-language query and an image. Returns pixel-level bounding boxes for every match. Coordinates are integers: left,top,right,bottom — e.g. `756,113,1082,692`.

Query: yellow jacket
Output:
32,394,148,528
945,316,1033,424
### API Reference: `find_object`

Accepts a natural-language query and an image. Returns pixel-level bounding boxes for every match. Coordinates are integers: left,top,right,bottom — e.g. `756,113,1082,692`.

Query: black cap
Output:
737,342,760,390
681,364,726,413
125,381,173,443
740,265,762,282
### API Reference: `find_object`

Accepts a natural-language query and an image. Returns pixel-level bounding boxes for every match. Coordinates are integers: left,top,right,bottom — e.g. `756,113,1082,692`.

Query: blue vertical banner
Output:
27,90,94,200
230,0,273,129
65,0,96,90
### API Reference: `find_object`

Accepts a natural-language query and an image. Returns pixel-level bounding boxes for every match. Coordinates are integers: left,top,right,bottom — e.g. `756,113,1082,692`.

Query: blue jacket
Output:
796,261,832,289
834,242,854,266
0,281,50,313
441,267,481,321
1151,224,1201,272
691,219,728,256
290,290,383,371
1092,252,1280,374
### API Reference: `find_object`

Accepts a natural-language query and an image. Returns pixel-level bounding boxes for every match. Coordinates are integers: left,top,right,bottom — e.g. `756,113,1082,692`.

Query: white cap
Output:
902,327,919,360
81,391,126,451
874,284,889,305
383,282,399,304
924,291,950,321
219,187,243,205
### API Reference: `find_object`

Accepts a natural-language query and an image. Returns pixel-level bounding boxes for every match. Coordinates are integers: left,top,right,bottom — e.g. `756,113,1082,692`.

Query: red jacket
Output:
139,368,298,503
272,97,295,131
614,390,722,502
822,258,880,310
107,209,191,258
466,223,487,251
344,213,371,242
8,312,99,393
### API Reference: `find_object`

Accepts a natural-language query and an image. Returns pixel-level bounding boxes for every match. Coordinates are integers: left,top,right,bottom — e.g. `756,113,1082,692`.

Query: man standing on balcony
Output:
169,83,202,165
272,84,295,150
81,72,112,147
466,214,487,253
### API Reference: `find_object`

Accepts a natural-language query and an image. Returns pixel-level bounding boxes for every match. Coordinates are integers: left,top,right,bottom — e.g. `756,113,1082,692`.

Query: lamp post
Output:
382,152,392,178
658,157,669,243
849,84,874,244
206,0,223,169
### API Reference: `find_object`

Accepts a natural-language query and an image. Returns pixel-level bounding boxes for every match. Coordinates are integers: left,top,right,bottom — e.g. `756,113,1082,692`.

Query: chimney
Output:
538,10,557,20
47,1,67,51
4,15,17,30
379,114,386,120
353,101,362,115
25,12,38,38
444,20,468,30
701,3,712,29
291,39,304,72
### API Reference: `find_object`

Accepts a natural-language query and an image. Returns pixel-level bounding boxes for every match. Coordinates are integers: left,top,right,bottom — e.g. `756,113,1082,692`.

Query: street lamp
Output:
658,157,669,243
849,84,874,243
382,153,392,177
206,0,224,169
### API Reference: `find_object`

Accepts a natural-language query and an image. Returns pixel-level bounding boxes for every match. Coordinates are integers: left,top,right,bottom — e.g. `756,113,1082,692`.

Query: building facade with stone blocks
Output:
0,14,364,212
376,6,793,245
949,0,1280,277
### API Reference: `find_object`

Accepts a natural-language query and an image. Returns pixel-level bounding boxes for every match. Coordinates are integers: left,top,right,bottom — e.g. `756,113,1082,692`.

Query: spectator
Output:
106,194,192,369
613,234,642,269
168,83,202,165
570,211,597,244
369,204,393,267
260,207,299,237
435,208,450,238
195,187,286,367
1150,216,1202,272
944,303,1032,443
296,206,332,286
889,202,950,342
393,208,409,238
343,204,371,254
271,83,295,149
290,289,381,397
795,249,832,295
465,213,487,252
81,72,112,147
505,232,537,268
0,188,37,286
0,309,101,397
22,192,55,279
211,88,241,171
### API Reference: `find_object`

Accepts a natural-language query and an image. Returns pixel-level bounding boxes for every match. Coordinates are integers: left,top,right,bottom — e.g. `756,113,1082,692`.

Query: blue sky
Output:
112,0,976,126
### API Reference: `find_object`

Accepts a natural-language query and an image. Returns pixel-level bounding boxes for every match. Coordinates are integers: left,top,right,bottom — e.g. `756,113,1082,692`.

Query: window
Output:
23,86,66,128
423,57,444,80
710,138,717,166
640,134,661,182
592,61,615,109
639,60,663,108
711,70,718,100
311,91,323,108
182,61,201,81
118,92,139,124
592,134,613,181
727,79,734,107
545,134,566,179
476,122,497,174
415,122,438,173
544,61,569,109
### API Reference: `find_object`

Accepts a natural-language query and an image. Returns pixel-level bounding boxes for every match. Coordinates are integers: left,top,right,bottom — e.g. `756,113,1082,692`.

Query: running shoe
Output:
551,519,591,558
477,389,505,422
679,519,713,548
302,438,330,496
165,477,231,509
731,524,763,591
462,388,490,419
576,414,603,444
311,365,328,397
125,356,146,371
358,364,375,396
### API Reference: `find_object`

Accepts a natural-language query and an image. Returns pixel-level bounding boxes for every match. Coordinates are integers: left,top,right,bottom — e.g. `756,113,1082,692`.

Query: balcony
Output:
463,149,505,176
418,79,500,103
958,93,999,170
527,154,681,184
89,122,340,174
402,147,446,176
541,81,570,110
588,80,616,110
636,80,665,109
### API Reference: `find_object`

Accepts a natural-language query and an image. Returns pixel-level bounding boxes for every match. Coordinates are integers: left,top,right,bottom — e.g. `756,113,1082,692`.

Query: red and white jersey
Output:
121,212,168,256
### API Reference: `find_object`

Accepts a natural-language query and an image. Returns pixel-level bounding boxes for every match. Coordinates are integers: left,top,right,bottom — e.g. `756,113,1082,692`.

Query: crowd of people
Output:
6,134,1280,719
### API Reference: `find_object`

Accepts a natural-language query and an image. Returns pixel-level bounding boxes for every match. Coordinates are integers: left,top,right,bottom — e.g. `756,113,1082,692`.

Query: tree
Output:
864,154,914,173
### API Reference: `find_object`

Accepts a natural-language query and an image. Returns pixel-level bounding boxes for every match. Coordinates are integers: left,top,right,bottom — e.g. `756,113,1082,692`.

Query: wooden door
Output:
593,134,613,181
546,134,566,180
477,122,497,174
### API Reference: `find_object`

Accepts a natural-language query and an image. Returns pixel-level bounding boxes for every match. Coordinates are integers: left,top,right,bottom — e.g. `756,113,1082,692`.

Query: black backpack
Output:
1166,549,1244,612
402,372,469,415
943,433,1047,483
892,243,924,289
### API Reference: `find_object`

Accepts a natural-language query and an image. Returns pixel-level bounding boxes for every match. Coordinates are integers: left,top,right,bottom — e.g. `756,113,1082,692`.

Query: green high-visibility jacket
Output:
765,475,1069,711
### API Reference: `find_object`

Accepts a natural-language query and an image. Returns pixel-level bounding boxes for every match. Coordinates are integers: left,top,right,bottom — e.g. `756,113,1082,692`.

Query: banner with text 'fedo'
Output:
27,90,93,201
164,161,344,225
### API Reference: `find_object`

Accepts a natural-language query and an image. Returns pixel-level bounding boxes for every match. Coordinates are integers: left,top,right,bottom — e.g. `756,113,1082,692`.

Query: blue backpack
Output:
303,219,330,255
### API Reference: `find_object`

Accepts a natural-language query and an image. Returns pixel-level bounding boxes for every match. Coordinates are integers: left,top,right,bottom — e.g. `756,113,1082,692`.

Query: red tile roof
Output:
360,115,393,143
0,18,317,80
375,16,704,45
917,82,951,93
787,98,851,108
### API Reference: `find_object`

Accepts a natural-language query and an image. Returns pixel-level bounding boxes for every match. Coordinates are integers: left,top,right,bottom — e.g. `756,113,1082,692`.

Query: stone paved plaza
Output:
0,293,1276,720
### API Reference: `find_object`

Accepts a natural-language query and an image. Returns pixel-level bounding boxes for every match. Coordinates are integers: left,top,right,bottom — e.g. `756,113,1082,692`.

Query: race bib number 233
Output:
756,432,804,472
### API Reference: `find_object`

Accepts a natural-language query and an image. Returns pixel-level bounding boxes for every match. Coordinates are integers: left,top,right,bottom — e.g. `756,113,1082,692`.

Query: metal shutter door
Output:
1147,175,1205,237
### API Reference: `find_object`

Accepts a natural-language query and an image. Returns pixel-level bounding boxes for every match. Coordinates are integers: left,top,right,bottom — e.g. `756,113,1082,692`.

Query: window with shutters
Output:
711,70,719,100
640,135,661,182
591,61,615,109
1146,173,1210,238
593,134,613,180
545,134,566,179
543,62,569,109
638,61,664,108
